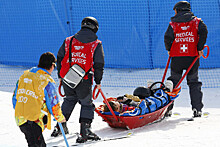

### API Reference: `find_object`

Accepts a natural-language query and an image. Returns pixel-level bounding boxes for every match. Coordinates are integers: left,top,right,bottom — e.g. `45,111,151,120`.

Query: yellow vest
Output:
15,69,54,130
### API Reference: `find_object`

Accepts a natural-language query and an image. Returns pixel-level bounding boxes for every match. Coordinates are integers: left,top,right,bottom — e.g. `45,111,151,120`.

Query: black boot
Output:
165,102,174,117
51,122,69,137
76,122,100,143
193,108,202,118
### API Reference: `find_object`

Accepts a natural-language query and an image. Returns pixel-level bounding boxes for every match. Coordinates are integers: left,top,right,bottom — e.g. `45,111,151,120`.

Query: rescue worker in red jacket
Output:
51,16,104,143
164,1,208,117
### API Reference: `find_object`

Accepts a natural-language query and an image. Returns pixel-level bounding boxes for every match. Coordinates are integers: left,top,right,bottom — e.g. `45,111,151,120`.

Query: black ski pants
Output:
19,121,46,147
168,57,203,111
61,79,95,123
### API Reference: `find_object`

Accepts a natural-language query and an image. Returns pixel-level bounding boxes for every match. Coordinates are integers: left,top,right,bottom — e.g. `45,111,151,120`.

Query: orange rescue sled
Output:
93,86,174,129
93,45,209,130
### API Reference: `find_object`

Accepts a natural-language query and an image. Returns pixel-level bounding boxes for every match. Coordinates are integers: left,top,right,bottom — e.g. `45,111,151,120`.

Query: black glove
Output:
117,96,125,101
124,99,132,105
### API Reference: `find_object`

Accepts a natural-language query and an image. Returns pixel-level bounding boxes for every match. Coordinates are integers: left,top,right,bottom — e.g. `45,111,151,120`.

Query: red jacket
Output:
60,37,101,79
169,17,201,57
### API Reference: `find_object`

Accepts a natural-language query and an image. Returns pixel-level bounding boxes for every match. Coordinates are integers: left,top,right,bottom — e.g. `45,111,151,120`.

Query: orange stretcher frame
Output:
93,86,175,129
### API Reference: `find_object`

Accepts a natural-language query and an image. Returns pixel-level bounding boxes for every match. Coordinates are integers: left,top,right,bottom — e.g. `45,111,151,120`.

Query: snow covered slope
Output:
1,87,220,147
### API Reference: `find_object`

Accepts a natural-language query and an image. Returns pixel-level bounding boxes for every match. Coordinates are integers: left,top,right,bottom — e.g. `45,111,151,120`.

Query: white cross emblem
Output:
180,44,188,53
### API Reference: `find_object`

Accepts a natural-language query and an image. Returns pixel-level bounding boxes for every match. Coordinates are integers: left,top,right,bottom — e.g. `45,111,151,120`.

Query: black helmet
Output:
81,16,99,33
133,87,151,99
173,1,191,11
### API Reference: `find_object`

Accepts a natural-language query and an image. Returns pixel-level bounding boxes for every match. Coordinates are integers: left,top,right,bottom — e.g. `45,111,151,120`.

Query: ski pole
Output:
58,122,69,147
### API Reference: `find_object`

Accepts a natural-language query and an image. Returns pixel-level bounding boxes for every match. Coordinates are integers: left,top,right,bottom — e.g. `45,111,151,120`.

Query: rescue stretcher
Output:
92,45,209,130
58,45,209,130
93,86,175,129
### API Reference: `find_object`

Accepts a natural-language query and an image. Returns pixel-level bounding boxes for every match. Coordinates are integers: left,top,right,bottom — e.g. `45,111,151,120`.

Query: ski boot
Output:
165,80,173,92
193,108,202,118
51,122,69,137
165,110,172,117
165,101,174,117
76,122,101,143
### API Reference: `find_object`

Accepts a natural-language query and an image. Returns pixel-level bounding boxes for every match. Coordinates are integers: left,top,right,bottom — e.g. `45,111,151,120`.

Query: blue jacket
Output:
120,89,179,116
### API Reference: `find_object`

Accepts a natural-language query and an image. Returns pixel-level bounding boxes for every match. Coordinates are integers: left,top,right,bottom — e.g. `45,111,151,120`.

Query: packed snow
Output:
1,86,220,147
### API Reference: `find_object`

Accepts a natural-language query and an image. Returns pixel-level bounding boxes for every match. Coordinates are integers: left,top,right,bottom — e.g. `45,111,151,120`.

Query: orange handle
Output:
174,45,210,90
59,82,65,97
202,45,209,59
93,86,118,121
93,85,100,100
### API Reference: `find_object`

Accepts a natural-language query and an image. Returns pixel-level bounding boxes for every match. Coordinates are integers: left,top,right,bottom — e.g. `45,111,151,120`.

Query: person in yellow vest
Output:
12,52,66,147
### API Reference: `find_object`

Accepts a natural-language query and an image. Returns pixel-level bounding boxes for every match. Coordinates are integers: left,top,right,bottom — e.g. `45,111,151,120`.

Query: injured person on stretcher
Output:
97,81,181,117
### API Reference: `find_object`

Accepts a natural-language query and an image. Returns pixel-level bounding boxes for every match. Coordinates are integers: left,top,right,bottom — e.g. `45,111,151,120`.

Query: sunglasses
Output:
52,62,56,67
